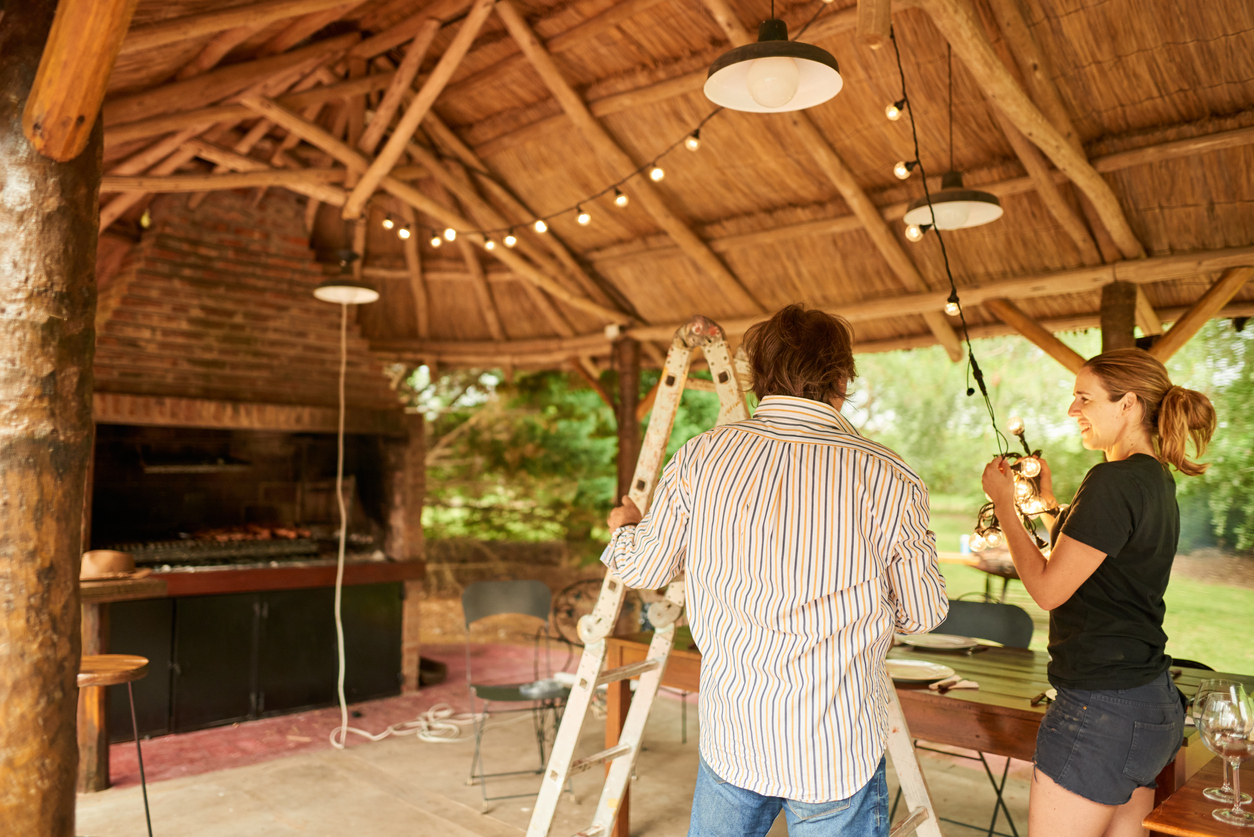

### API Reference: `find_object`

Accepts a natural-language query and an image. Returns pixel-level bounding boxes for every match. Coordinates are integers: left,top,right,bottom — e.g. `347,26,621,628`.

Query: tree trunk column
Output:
1100,281,1138,352
0,5,102,834
382,411,426,692
615,338,641,502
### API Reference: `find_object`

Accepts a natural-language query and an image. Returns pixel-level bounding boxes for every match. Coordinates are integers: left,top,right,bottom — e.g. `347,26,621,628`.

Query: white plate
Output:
896,633,980,650
887,660,956,683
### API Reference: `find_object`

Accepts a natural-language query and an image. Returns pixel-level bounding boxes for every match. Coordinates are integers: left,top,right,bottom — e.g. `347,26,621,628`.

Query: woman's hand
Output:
607,496,643,530
981,457,1016,509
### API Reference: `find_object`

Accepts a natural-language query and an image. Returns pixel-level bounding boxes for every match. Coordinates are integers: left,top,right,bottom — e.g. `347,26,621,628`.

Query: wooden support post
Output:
982,298,1086,373
22,0,140,161
1149,268,1254,362
383,411,425,691
1,2,100,828
1100,281,1139,352
1135,286,1164,337
615,338,641,502
342,0,494,218
77,603,110,793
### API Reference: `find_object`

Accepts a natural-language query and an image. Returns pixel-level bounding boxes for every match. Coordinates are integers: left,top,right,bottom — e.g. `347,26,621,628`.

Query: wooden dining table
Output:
1143,758,1254,837
604,631,1254,837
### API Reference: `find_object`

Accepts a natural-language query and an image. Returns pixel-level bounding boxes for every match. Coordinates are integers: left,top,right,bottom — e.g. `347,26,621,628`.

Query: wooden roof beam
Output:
356,19,441,155
101,168,349,198
342,0,495,219
347,0,471,60
921,0,1144,260
1149,268,1254,362
258,2,362,56
496,0,765,315
858,0,893,49
175,24,268,80
396,203,430,339
699,0,960,360
428,180,505,340
1135,287,1163,337
240,95,625,323
119,0,354,55
981,298,1086,372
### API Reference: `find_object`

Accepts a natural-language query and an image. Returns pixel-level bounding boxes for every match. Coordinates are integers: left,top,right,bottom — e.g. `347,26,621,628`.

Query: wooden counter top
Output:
153,559,425,597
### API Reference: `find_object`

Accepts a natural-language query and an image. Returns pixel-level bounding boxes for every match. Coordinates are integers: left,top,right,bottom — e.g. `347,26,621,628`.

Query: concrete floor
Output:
77,692,1030,837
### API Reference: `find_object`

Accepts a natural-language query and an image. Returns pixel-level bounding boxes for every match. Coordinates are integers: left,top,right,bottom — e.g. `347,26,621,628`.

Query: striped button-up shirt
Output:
603,395,948,802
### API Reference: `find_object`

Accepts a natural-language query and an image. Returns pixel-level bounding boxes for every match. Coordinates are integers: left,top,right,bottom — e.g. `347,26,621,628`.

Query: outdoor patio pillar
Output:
615,337,641,502
382,411,426,691
0,4,102,833
1100,281,1138,352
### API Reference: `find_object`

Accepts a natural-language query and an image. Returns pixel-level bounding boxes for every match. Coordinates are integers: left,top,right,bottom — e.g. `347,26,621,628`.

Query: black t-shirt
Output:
1047,453,1178,690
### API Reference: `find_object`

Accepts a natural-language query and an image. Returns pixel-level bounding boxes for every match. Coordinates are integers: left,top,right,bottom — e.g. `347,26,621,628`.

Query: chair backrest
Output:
932,599,1035,649
462,579,552,627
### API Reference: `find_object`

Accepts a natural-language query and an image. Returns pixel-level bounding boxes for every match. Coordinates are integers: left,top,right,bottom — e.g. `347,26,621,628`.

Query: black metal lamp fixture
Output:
704,16,842,113
313,248,379,305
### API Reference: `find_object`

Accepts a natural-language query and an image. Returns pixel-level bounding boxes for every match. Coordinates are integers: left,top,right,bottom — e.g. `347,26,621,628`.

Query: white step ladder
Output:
526,315,943,837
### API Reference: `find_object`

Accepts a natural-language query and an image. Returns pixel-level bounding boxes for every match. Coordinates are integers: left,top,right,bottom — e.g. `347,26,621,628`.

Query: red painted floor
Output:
106,642,572,789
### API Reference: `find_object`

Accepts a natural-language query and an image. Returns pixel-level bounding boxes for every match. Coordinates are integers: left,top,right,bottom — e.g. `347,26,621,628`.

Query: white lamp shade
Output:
705,20,842,113
902,171,1003,230
314,281,379,305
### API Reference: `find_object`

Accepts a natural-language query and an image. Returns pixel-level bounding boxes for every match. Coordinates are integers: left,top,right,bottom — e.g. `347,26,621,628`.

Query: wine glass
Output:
1197,687,1254,827
1196,679,1253,804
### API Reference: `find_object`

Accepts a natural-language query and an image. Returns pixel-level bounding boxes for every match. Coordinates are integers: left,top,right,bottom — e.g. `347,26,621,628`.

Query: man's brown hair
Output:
743,303,856,404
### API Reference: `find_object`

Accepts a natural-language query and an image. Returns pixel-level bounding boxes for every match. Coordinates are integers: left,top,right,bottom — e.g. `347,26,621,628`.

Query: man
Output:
603,303,948,836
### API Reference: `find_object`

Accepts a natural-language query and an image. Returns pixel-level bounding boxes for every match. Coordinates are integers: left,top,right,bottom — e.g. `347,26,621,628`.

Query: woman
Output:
982,348,1216,837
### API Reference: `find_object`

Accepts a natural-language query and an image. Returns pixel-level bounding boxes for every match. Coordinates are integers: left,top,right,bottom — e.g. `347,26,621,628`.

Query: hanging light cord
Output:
890,27,1008,454
332,301,351,747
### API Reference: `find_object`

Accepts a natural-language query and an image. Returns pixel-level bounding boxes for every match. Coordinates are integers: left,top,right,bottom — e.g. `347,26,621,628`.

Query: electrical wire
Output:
889,27,1009,454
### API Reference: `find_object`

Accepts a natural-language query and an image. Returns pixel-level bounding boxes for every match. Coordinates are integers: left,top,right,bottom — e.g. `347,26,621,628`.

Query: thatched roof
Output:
93,0,1254,376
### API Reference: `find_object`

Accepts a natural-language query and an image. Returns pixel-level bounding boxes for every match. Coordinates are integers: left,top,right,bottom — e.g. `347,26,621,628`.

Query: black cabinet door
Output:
107,598,174,742
171,593,259,732
341,582,403,702
257,587,337,715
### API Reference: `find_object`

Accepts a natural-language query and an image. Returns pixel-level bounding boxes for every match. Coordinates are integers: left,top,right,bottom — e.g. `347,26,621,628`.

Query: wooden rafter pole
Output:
1149,268,1254,362
396,203,430,339
698,0,960,359
429,181,505,340
342,0,495,218
347,0,471,60
102,169,348,194
982,298,1086,372
240,94,624,323
184,138,350,205
22,0,139,161
357,19,441,155
571,359,615,411
175,24,267,80
496,0,765,315
920,0,1144,259
857,0,893,49
120,0,353,54
1,0,100,824
1135,286,1163,337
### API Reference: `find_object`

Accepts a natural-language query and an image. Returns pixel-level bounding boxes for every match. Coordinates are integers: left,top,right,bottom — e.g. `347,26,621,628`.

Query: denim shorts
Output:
1033,670,1185,805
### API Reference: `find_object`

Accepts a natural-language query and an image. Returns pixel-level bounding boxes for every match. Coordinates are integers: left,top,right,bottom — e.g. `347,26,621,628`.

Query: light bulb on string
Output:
382,214,395,230
649,165,665,182
984,530,1002,548
443,227,456,242
614,189,629,208
894,160,916,180
1008,416,1025,436
484,239,496,251
429,234,442,248
504,231,517,247
885,99,906,121
970,533,987,552
1020,457,1041,478
945,290,961,317
904,224,924,242
577,206,591,226
684,131,701,151
1014,480,1033,502
397,225,411,240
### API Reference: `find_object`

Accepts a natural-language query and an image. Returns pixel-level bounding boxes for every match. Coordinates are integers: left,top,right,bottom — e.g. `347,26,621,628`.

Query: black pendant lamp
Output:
903,46,1001,232
704,12,842,113
314,247,379,305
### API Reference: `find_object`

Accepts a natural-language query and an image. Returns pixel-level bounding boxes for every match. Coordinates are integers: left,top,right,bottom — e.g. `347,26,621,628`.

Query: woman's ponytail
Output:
1157,385,1217,477
1084,348,1218,477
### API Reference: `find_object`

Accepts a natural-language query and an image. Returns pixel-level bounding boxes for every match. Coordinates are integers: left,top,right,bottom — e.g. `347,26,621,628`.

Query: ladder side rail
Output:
701,336,749,426
884,673,945,837
626,342,693,513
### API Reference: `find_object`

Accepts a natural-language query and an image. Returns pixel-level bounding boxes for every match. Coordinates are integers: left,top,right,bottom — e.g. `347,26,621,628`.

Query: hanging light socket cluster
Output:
969,417,1056,553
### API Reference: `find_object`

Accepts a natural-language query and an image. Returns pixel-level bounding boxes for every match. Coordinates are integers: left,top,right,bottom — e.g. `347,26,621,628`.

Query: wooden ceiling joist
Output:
346,0,472,60
342,0,495,219
396,203,431,340
240,95,624,323
356,19,441,156
495,0,765,315
119,0,354,56
1134,286,1164,337
982,298,1086,372
1149,268,1254,362
175,24,267,80
22,0,139,162
183,138,350,206
921,0,1145,260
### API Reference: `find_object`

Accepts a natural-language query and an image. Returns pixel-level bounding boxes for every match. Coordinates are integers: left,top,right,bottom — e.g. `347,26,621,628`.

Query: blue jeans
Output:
688,754,888,837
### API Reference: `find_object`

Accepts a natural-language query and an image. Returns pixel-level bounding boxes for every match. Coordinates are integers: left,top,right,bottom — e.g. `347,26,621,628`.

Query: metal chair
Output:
462,580,571,812
895,599,1035,837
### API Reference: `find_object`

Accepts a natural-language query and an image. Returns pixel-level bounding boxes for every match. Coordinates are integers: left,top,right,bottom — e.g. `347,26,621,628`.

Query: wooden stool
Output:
79,655,153,837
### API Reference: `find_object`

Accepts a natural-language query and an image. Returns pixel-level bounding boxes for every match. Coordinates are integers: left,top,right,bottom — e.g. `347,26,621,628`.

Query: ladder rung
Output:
888,807,930,837
684,378,715,392
595,658,661,686
567,743,633,777
570,827,605,837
